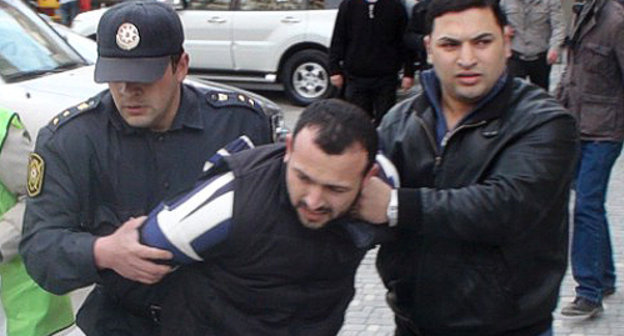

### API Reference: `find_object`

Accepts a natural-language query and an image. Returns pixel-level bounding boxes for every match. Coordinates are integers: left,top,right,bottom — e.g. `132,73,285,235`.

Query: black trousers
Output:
508,52,551,91
344,74,397,126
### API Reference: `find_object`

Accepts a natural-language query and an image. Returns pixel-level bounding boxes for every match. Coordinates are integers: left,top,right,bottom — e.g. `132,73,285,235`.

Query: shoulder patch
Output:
49,97,101,131
27,153,45,197
205,90,263,114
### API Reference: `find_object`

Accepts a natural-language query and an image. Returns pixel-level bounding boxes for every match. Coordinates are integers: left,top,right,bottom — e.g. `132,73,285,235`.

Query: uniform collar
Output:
170,84,204,131
108,84,204,134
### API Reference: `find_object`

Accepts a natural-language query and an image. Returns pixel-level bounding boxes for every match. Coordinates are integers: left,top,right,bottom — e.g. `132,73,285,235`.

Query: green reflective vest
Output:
0,108,74,336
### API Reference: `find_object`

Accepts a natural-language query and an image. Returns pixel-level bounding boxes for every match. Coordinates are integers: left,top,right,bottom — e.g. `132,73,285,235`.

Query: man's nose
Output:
304,185,325,210
118,82,143,95
457,45,477,68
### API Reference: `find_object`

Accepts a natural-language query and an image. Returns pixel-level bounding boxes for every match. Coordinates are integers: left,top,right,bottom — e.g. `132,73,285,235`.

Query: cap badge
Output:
116,23,140,51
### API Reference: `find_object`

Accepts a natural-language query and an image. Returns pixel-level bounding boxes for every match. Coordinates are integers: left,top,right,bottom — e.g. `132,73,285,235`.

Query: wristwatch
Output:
386,189,398,227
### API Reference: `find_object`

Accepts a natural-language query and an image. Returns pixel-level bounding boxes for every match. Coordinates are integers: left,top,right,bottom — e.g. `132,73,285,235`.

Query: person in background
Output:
557,0,624,320
404,0,432,72
354,0,578,335
329,0,415,125
59,0,79,26
500,0,565,91
0,107,74,336
20,2,273,335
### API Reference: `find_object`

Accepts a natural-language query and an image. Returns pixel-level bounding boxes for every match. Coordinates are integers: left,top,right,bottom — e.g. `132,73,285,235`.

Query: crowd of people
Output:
0,0,623,335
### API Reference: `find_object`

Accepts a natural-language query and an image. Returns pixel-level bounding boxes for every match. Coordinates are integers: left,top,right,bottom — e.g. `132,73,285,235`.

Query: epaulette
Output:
205,90,264,115
48,96,101,132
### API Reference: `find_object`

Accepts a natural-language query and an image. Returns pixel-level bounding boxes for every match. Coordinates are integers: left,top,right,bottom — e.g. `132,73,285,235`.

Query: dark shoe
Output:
603,287,616,297
561,297,603,319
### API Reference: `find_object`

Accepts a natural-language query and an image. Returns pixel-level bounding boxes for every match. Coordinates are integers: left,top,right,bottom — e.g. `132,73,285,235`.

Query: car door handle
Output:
281,16,301,23
208,17,227,24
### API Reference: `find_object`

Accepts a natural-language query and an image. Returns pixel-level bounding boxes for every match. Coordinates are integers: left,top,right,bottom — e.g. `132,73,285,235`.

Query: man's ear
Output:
284,133,293,162
363,163,380,186
176,52,190,82
503,26,513,59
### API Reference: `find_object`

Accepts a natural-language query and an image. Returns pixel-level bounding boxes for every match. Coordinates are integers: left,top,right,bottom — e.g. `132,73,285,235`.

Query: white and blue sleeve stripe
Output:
141,172,236,264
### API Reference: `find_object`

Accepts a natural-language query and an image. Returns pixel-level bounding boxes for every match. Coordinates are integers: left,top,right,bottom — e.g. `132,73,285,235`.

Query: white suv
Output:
72,0,340,105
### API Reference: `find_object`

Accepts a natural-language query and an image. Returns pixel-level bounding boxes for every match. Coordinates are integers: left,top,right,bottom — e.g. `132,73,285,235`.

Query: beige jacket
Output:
0,123,31,262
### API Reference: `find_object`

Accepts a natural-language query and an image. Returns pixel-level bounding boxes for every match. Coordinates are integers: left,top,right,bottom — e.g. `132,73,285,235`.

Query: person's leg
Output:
571,141,623,304
372,76,398,125
602,222,616,295
59,2,71,26
527,55,551,90
68,0,80,26
344,79,374,120
507,57,529,81
393,315,421,336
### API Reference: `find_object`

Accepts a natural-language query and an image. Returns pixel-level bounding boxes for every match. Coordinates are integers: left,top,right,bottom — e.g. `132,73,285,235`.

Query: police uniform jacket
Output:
376,74,578,335
20,84,273,335
159,144,368,336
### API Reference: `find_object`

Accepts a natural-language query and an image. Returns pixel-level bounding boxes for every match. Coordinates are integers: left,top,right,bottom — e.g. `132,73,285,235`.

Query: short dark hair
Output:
292,99,378,172
170,49,185,73
425,0,507,34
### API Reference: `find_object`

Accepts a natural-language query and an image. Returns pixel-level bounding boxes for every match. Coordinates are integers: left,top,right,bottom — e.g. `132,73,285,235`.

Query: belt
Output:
147,304,162,324
512,51,546,62
122,301,162,324
120,302,162,324
97,284,163,324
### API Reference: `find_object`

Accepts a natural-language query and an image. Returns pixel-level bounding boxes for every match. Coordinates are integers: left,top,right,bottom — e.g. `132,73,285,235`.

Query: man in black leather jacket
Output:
354,0,578,335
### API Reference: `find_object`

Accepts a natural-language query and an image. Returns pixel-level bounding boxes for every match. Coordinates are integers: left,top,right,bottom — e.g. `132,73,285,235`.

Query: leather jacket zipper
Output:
418,117,487,169
439,120,487,164
416,117,440,161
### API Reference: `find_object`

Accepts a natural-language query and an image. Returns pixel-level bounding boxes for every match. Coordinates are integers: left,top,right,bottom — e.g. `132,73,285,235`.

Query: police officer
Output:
19,1,273,335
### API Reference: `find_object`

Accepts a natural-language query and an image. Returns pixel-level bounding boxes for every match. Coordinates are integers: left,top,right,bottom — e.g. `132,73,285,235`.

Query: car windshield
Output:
0,1,86,83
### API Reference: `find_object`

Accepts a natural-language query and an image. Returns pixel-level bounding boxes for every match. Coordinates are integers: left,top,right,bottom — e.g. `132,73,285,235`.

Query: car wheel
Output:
281,50,335,106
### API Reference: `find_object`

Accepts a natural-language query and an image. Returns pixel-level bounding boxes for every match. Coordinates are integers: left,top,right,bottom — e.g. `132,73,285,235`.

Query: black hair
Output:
425,0,507,34
170,48,185,72
292,99,378,173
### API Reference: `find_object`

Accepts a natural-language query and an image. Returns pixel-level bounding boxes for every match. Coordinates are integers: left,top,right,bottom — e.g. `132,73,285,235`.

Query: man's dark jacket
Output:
329,0,415,78
159,144,369,336
376,76,578,335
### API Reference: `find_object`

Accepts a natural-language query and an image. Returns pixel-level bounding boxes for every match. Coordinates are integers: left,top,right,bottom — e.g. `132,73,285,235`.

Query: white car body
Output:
2,0,283,139
71,0,340,106
1,66,105,136
0,0,105,136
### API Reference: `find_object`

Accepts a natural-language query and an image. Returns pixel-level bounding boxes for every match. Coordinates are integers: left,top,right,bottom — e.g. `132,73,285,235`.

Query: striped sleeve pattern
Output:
141,172,235,264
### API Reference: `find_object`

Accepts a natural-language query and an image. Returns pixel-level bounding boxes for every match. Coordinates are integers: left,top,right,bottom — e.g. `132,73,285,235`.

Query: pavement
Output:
338,62,624,335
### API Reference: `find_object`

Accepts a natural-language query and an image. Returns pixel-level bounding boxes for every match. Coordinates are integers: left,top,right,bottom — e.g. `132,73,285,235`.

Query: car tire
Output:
281,50,336,106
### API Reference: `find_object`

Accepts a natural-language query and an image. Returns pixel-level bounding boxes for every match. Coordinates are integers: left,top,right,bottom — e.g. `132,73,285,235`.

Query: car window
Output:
239,0,306,11
185,0,231,10
308,0,341,9
0,1,86,83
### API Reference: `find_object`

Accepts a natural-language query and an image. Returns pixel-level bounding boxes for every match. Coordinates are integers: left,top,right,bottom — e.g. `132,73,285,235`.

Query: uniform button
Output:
163,181,170,189
157,135,165,142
